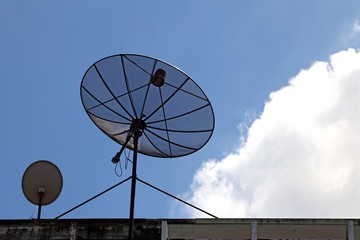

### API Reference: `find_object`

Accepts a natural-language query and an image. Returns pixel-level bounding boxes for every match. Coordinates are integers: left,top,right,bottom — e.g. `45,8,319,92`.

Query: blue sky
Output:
1,1,360,219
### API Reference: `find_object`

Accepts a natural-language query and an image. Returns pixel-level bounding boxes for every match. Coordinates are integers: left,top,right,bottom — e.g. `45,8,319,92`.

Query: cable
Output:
113,146,134,177
124,148,132,169
114,148,133,177
114,161,123,177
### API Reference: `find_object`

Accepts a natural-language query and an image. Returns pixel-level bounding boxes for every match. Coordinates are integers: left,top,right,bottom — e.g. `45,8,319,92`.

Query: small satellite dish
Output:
22,160,63,220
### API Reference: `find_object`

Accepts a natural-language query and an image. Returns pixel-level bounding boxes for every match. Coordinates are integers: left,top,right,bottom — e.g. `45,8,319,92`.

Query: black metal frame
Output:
54,151,218,239
54,119,217,238
75,54,217,239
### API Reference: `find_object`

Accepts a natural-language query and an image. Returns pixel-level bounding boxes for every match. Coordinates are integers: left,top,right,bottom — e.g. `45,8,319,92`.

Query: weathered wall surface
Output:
0,219,160,240
0,218,358,240
166,219,357,240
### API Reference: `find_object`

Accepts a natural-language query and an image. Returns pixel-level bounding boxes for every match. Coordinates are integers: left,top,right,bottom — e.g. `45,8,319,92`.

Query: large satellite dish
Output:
80,54,214,158
22,160,63,220
80,54,215,239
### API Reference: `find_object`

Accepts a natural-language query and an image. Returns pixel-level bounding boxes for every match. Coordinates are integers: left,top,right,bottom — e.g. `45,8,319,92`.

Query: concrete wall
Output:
166,219,355,240
0,219,160,240
0,218,358,240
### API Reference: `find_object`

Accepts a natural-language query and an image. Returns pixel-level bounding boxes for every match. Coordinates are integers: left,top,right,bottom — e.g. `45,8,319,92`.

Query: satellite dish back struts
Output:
22,160,63,220
80,54,215,239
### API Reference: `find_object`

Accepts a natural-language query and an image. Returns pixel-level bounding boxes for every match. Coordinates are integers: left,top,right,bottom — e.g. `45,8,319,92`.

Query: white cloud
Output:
184,48,360,218
353,20,360,34
343,19,360,47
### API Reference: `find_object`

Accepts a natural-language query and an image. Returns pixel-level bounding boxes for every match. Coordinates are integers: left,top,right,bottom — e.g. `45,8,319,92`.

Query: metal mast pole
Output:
37,187,45,221
128,130,140,240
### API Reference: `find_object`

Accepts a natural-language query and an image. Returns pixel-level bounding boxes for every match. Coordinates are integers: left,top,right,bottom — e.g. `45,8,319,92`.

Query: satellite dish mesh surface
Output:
81,54,215,158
